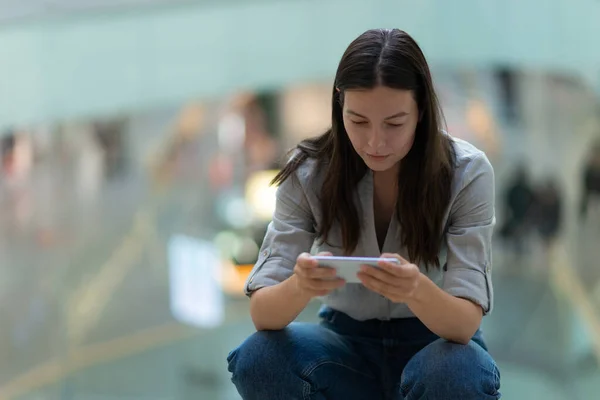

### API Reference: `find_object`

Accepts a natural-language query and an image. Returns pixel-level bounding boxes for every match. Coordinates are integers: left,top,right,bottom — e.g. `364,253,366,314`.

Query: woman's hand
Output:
357,253,422,303
293,252,346,298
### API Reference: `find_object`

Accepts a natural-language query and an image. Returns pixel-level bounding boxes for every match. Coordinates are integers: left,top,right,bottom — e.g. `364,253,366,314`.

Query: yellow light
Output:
245,170,280,221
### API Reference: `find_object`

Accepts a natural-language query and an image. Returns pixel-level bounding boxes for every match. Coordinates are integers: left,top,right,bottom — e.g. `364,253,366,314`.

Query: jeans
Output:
227,307,501,399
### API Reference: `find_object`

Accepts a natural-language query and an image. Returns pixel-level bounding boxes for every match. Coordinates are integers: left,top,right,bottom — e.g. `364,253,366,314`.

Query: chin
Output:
364,160,398,172
366,163,389,172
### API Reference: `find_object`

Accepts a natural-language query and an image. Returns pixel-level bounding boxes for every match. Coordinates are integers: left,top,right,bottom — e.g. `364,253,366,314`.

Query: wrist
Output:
288,274,315,302
406,272,429,307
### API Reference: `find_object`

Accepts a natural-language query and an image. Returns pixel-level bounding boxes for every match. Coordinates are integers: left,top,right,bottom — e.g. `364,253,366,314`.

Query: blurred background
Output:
1,0,600,399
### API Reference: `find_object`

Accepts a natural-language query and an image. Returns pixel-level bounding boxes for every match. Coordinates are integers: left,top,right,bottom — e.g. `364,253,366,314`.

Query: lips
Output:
367,154,390,161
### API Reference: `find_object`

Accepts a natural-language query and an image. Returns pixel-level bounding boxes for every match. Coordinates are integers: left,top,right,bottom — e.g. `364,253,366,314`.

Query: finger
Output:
376,260,402,276
358,267,411,294
359,264,401,285
381,253,409,265
358,272,396,295
377,260,418,278
316,251,333,256
357,272,383,293
358,269,415,296
296,253,318,269
294,261,315,278
295,265,331,280
294,264,308,278
375,259,404,278
306,266,338,279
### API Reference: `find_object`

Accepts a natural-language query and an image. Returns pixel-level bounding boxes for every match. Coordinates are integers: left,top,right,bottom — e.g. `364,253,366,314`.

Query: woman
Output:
227,28,501,400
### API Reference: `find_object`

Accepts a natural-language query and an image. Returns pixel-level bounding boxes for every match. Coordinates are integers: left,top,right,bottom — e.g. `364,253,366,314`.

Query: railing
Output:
0,0,211,24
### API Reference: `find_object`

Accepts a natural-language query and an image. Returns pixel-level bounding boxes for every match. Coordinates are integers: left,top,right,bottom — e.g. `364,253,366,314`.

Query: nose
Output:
367,128,386,150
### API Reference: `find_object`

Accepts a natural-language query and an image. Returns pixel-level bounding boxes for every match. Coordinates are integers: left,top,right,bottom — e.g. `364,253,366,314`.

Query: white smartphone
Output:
312,256,400,284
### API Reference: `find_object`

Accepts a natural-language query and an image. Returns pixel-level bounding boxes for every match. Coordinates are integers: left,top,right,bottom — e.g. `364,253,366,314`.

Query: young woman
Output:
227,28,501,400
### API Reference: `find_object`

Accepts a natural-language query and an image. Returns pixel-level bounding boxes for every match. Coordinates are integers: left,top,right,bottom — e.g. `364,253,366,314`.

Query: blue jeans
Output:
227,307,501,399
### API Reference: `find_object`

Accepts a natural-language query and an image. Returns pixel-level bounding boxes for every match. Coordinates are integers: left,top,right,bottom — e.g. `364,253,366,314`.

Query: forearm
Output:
249,274,313,331
406,274,483,344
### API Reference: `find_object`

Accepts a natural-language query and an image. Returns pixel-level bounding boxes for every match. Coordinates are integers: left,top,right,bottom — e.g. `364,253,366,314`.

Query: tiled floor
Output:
8,275,600,400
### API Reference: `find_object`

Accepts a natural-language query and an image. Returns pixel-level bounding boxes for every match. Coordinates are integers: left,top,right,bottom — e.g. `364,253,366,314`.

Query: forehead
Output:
343,86,416,116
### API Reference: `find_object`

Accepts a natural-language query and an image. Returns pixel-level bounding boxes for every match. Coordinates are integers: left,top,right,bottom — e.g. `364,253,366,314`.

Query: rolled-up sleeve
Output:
244,173,316,296
443,153,495,314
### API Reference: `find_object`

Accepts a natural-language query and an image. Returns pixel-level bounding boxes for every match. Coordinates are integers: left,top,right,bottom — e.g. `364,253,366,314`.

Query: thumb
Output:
297,252,318,268
381,253,409,265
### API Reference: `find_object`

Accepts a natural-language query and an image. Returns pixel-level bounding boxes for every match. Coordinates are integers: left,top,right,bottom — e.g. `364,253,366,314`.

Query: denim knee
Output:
227,328,316,398
400,339,501,400
227,329,281,383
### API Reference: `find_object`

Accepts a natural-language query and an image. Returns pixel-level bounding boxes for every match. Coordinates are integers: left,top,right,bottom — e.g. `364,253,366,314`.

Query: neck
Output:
373,165,399,200
373,163,400,187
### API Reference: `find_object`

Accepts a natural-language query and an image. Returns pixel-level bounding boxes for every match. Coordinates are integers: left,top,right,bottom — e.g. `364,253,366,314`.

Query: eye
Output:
386,123,404,128
351,120,368,125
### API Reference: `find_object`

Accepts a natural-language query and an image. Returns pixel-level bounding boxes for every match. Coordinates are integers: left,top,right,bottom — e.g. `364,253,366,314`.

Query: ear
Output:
335,87,341,93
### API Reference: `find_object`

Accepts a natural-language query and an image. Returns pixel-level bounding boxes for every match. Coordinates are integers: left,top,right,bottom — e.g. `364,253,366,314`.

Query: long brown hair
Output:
273,29,456,268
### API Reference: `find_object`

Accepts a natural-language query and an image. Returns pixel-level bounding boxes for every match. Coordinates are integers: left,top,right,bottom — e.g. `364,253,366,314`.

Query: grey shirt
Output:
244,136,495,321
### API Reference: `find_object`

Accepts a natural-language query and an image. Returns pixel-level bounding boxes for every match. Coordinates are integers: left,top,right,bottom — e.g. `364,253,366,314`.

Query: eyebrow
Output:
346,110,409,120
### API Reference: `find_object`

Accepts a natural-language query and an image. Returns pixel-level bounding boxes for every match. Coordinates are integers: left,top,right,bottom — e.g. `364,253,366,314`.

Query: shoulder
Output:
276,155,325,214
444,136,495,224
449,135,494,188
279,153,324,190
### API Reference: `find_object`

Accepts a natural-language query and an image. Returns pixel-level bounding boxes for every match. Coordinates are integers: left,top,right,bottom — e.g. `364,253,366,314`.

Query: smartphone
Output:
312,256,399,284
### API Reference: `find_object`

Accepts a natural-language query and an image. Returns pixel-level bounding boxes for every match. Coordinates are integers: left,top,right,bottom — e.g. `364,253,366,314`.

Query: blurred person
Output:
1,131,16,176
1,130,35,232
11,132,34,182
227,29,500,400
75,127,105,202
242,96,280,172
92,118,128,179
499,165,535,257
579,141,600,220
495,67,520,124
533,179,563,249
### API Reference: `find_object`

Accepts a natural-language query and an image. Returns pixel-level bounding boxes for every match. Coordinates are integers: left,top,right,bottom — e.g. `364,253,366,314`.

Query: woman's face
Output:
342,86,419,172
